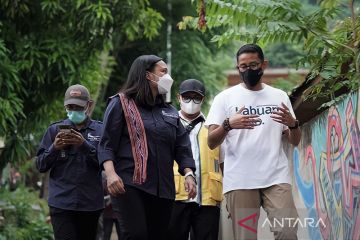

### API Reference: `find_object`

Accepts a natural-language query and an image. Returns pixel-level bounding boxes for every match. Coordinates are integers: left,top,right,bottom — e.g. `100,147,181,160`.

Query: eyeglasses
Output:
181,96,203,104
237,62,262,72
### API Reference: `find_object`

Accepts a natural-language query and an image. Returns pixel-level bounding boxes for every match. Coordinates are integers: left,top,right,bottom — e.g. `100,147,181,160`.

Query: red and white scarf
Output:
119,93,148,184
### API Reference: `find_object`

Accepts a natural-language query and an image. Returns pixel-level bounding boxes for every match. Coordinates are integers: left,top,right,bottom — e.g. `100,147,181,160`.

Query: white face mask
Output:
150,73,174,95
181,99,202,115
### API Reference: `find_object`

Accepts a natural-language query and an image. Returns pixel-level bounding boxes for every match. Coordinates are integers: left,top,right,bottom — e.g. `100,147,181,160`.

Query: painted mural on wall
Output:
292,90,360,240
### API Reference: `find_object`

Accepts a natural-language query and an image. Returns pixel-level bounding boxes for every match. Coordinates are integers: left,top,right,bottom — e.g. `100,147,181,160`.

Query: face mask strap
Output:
147,71,161,81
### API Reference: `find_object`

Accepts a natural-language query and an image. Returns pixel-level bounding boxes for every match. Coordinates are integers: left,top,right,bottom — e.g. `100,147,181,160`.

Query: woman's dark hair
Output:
121,55,162,106
236,44,264,63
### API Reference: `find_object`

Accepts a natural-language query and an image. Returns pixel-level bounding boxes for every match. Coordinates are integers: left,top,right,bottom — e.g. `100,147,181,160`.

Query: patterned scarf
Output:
119,93,148,184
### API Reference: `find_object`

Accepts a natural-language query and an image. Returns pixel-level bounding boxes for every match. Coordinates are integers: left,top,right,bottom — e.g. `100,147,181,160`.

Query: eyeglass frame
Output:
237,62,262,72
181,95,203,104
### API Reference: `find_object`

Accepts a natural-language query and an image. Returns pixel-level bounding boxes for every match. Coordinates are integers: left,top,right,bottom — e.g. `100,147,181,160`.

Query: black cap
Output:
179,79,205,96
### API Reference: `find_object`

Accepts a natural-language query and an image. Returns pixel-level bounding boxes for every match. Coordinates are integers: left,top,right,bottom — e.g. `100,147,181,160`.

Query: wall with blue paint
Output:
287,89,360,239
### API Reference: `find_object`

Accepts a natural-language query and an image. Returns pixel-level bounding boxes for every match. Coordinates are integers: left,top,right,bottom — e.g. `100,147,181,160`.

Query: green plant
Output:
182,0,360,107
264,43,305,68
271,73,304,93
0,187,53,240
0,0,163,171
102,0,233,116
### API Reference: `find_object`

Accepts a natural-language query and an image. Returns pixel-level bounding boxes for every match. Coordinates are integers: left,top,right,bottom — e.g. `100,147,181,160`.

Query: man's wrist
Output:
184,171,197,184
289,119,299,129
222,118,232,132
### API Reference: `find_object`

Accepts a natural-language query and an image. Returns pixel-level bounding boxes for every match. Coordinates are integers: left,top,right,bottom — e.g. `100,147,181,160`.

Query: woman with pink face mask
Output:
98,55,197,240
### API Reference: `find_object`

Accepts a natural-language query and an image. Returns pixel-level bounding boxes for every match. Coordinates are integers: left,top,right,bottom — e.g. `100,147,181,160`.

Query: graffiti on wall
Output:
293,91,360,240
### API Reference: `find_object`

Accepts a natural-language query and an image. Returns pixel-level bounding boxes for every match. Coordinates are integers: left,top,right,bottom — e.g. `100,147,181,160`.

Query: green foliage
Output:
170,31,231,114
0,0,163,169
271,73,304,93
185,0,360,106
0,40,24,137
264,43,305,68
0,187,53,240
100,0,232,116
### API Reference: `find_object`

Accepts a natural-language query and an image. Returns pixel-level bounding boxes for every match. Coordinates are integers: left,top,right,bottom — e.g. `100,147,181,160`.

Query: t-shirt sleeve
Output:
205,94,226,127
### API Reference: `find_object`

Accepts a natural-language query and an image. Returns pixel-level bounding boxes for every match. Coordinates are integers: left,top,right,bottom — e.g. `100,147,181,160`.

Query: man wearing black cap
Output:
36,84,104,240
168,79,222,240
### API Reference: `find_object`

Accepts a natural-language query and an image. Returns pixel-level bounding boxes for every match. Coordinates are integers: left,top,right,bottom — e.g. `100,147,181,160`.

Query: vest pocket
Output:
208,171,223,202
174,174,180,193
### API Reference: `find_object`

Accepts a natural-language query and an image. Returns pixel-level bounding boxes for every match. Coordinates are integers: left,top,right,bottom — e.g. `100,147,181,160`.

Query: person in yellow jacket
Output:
168,79,223,240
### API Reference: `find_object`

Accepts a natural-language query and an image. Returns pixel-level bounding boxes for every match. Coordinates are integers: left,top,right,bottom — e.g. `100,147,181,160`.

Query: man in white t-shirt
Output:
205,44,301,240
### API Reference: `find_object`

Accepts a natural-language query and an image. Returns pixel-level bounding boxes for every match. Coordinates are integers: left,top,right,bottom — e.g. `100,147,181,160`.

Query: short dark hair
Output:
236,44,264,62
121,55,162,106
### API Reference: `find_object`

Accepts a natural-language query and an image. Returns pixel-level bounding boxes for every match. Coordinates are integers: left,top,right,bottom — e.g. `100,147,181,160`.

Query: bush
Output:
0,187,53,240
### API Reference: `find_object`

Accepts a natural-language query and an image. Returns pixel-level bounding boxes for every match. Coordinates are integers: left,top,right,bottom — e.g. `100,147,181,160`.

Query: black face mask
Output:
240,68,263,87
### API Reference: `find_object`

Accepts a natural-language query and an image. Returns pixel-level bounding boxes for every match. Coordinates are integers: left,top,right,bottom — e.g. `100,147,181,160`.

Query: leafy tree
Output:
96,0,233,117
271,73,305,93
182,0,360,107
0,0,163,171
264,43,305,68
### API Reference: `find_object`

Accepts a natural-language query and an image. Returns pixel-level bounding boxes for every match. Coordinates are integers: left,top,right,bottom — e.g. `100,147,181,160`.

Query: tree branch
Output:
306,28,356,54
349,0,357,42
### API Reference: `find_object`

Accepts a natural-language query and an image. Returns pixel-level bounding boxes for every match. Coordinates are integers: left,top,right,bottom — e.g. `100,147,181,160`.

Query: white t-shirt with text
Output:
205,83,295,193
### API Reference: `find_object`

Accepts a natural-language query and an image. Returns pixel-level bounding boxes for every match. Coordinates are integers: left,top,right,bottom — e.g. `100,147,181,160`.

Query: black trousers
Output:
111,185,173,240
103,217,121,240
168,202,220,240
50,207,101,240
